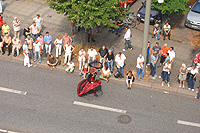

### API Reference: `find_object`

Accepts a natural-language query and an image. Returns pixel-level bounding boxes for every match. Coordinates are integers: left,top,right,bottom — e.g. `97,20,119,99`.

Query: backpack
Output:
114,71,121,78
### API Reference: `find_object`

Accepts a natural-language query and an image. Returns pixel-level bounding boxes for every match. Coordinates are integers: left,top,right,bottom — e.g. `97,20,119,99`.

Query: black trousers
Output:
2,42,11,54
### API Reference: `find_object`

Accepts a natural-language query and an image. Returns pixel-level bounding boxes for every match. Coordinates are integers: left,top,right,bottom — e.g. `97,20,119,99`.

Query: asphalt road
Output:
0,58,199,133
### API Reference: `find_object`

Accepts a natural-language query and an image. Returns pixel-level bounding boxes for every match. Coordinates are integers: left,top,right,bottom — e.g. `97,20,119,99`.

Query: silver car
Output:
185,0,200,30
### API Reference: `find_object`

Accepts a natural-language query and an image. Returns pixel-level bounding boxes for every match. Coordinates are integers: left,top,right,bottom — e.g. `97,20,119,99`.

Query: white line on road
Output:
177,120,200,128
73,101,126,114
0,87,27,95
0,128,19,133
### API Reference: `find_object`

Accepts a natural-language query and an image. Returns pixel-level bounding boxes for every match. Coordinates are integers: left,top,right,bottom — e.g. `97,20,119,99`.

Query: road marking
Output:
0,87,27,95
0,128,19,133
73,101,126,114
177,120,200,128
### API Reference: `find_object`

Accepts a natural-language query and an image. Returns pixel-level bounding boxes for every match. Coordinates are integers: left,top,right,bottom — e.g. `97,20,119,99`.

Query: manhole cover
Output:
118,115,132,124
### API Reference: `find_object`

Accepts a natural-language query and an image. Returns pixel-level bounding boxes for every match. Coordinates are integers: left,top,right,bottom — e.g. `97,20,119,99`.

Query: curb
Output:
0,55,197,97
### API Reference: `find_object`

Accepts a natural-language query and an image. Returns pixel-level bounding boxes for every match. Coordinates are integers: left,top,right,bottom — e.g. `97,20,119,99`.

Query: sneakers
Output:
123,49,126,51
188,88,191,91
130,48,133,50
179,85,181,88
192,89,194,92
168,84,170,87
162,83,164,86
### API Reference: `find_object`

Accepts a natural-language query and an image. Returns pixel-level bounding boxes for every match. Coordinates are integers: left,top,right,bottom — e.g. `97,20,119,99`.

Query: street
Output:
0,58,199,133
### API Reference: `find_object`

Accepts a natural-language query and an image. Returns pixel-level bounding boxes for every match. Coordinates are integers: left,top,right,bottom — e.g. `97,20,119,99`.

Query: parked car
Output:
120,0,137,9
137,1,162,25
185,0,200,30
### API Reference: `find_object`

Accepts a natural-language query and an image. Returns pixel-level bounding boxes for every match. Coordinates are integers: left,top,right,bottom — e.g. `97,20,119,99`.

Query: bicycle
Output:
123,12,140,28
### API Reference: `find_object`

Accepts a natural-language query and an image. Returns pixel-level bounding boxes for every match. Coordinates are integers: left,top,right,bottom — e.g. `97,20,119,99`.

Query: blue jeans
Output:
164,31,171,40
117,67,124,77
162,71,170,82
151,64,156,77
116,27,122,33
43,45,46,57
107,60,113,72
188,75,195,89
137,67,144,79
146,54,150,64
34,51,41,63
197,92,200,99
152,30,161,39
125,40,133,50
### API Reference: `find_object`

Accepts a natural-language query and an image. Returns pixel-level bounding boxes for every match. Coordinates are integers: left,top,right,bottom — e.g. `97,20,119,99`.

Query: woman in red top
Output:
0,14,3,33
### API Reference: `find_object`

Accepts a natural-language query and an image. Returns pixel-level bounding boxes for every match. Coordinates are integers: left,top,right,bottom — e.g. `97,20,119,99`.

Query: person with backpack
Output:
126,71,135,90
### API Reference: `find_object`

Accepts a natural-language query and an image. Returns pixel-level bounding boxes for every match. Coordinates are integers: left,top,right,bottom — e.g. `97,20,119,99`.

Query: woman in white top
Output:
63,42,75,66
54,35,62,58
78,48,86,70
188,65,198,91
100,65,111,82
162,60,171,87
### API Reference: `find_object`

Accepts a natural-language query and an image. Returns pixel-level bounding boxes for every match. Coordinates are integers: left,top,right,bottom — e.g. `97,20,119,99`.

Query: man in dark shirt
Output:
115,20,124,37
98,45,108,66
106,49,114,73
47,54,58,70
152,42,161,59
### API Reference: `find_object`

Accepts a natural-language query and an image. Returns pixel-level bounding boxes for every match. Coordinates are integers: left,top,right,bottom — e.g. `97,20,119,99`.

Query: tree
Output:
47,0,127,47
151,0,189,15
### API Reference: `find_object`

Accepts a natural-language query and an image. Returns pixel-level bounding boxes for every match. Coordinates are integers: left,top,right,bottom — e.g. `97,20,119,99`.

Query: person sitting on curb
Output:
79,63,90,79
47,54,58,70
99,64,111,82
126,71,135,90
66,60,75,73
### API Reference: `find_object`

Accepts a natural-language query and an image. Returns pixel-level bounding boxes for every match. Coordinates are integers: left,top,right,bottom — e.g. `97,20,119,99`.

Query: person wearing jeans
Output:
123,27,133,51
150,51,158,79
33,39,41,63
106,49,114,73
187,65,198,91
146,41,151,65
161,60,171,87
115,52,126,78
136,54,144,79
152,24,161,40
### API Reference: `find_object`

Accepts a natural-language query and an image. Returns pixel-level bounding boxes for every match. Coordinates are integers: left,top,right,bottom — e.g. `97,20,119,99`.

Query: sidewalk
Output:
1,0,199,98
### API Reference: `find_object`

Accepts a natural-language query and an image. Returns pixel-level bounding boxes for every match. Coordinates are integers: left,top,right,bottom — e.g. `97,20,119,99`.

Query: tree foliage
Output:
151,0,189,15
47,0,127,29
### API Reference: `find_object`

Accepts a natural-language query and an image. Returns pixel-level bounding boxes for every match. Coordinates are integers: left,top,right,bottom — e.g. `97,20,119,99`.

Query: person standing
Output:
123,27,133,51
87,46,97,63
0,14,3,33
188,65,198,91
23,40,31,67
54,35,62,58
13,17,21,39
26,35,34,61
178,63,187,88
1,34,11,56
146,41,151,65
161,60,171,87
115,20,124,37
152,42,161,59
62,33,72,47
150,51,158,79
168,47,175,63
160,43,169,67
23,24,31,39
29,22,41,41
136,54,144,79
2,22,10,36
37,34,44,57
33,14,44,29
44,31,52,57
33,39,42,63
106,49,114,73
115,52,126,78
98,45,108,66
63,42,75,66
78,48,86,70
0,0,3,14
163,22,171,40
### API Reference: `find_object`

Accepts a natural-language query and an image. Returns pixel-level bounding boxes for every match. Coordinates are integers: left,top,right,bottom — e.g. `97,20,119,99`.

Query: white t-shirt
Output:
168,50,175,62
33,42,41,52
164,25,171,31
187,67,198,75
67,62,75,68
88,49,97,57
54,39,62,45
124,29,131,40
136,56,144,68
65,44,72,53
79,50,86,59
102,68,110,75
115,54,126,68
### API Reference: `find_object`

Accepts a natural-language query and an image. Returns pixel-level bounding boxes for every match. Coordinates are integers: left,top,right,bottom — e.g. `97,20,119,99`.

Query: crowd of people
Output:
0,13,199,99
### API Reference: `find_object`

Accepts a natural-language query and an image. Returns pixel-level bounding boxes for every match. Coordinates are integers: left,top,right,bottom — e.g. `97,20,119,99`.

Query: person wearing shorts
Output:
99,65,111,82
